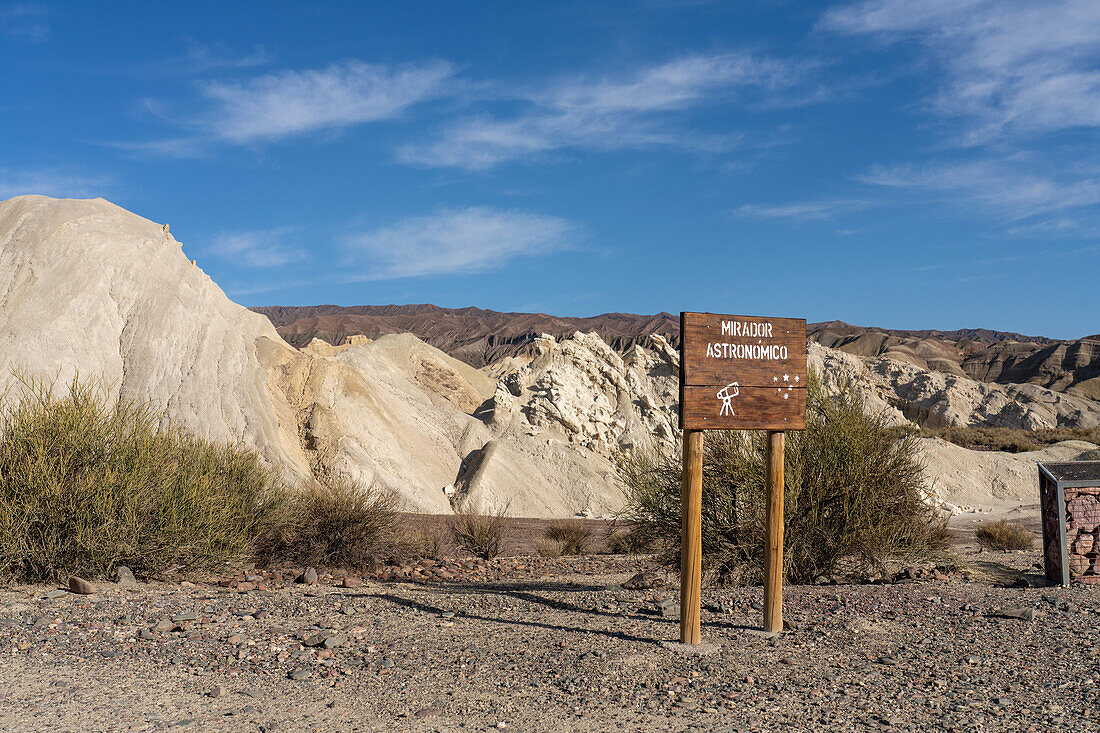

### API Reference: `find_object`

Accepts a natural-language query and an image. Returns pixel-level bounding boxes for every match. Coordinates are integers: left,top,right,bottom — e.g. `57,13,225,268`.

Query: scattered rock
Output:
115,566,138,586
68,577,96,595
151,618,176,633
171,611,199,623
322,635,346,649
341,576,363,588
288,669,311,681
302,633,327,648
992,607,1036,622
206,686,226,698
297,568,319,585
622,571,663,590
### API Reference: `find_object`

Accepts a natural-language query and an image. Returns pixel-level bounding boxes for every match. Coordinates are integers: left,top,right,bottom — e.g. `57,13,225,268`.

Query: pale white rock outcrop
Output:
0,195,313,483
486,331,680,454
289,333,622,517
919,438,1099,514
809,342,1100,430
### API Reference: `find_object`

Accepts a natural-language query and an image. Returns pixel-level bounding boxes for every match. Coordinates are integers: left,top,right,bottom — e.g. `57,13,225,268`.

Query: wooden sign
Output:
679,312,807,431
677,311,807,644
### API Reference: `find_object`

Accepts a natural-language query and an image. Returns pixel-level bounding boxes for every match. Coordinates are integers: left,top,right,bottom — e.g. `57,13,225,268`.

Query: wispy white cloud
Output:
401,54,813,169
178,42,270,74
342,206,578,280
202,60,454,143
0,168,110,199
130,60,455,155
822,0,1100,143
143,42,272,77
731,198,871,221
857,159,1100,226
0,3,48,43
824,2,1100,236
207,227,305,268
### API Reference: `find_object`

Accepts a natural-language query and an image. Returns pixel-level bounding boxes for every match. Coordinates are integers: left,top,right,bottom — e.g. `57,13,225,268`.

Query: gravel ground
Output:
2,530,1099,732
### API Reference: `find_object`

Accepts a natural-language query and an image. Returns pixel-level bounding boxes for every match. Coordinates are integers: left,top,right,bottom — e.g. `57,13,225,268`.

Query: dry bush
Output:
542,519,593,556
400,523,451,560
0,376,284,582
617,372,953,585
448,504,509,560
888,425,1100,453
606,526,657,555
257,479,401,568
975,519,1035,551
536,537,566,558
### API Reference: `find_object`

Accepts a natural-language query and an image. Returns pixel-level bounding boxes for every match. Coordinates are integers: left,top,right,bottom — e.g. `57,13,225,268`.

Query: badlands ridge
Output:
2,195,1097,517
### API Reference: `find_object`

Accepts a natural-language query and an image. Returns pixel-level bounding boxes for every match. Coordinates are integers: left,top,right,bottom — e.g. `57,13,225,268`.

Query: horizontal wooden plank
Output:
679,385,806,431
680,311,806,387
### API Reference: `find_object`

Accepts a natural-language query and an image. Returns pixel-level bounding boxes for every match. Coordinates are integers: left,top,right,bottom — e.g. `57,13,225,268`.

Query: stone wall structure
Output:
1039,461,1100,585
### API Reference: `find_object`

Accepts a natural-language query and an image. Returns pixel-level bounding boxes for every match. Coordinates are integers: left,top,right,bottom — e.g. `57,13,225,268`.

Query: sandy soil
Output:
2,521,1098,732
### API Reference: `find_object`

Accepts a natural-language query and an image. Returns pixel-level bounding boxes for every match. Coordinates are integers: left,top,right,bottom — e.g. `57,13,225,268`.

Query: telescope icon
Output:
716,382,739,416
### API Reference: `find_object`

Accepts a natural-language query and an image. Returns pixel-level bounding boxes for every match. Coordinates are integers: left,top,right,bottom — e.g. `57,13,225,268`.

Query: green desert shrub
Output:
975,519,1034,551
0,377,285,582
256,478,401,568
448,503,509,560
617,372,952,585
541,519,593,556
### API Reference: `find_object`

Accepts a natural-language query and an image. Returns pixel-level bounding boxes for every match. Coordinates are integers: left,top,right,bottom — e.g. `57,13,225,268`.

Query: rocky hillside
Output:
810,344,1100,430
256,305,1100,399
0,196,628,518
810,322,1100,400
0,195,311,482
253,304,678,367
5,195,1097,519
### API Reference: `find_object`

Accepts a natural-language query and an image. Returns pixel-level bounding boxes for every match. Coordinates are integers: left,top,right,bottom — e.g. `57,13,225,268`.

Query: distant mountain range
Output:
253,304,1100,400
252,305,680,367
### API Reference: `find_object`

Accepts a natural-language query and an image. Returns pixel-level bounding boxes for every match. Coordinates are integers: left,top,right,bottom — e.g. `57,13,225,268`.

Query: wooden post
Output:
764,430,785,633
680,429,704,644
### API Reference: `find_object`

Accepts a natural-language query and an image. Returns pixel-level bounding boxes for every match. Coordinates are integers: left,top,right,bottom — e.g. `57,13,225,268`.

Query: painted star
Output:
783,374,789,382
783,393,789,399
794,376,800,383
773,376,779,382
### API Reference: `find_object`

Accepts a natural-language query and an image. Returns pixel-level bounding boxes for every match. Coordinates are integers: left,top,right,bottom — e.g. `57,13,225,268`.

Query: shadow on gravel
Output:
966,560,1047,587
376,589,666,646
371,582,761,646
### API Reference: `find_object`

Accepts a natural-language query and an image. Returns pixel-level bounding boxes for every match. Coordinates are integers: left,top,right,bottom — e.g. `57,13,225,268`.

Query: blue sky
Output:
3,1,1099,338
